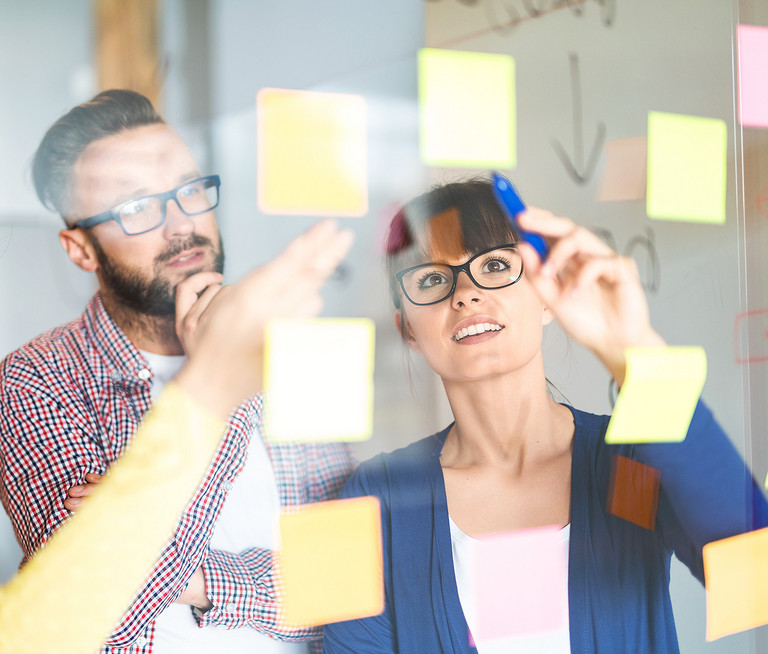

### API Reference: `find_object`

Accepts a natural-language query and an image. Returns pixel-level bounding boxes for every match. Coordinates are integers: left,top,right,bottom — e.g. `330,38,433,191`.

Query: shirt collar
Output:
84,292,151,383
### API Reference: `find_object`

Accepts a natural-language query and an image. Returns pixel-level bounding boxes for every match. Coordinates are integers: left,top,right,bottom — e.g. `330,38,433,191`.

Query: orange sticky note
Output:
607,454,661,530
278,497,384,626
257,88,368,216
703,526,768,640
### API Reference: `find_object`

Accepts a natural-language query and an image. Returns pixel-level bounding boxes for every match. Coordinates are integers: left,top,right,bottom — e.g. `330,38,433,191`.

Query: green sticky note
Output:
264,318,375,442
418,48,516,168
646,111,727,224
605,346,707,444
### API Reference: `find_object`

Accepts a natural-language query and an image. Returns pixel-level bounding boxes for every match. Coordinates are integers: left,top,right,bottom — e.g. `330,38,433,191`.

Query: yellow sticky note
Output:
419,48,516,168
278,497,384,626
257,88,368,216
264,318,375,441
704,526,768,641
605,347,706,444
646,111,727,224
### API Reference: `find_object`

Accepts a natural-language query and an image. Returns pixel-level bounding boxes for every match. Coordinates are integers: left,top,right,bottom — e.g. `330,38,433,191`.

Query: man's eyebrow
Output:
110,172,203,206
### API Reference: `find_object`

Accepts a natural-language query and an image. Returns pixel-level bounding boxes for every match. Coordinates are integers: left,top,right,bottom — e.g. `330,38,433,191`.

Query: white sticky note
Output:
264,318,375,441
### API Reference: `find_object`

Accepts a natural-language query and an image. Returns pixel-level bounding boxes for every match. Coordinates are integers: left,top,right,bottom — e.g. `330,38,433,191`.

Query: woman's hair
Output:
32,89,165,219
384,178,520,309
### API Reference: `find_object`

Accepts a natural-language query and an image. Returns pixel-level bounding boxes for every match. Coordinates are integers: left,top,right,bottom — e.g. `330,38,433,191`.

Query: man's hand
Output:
63,472,104,511
174,272,226,356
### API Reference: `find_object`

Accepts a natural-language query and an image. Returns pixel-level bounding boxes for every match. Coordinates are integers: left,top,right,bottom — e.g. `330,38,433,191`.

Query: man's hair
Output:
32,89,165,219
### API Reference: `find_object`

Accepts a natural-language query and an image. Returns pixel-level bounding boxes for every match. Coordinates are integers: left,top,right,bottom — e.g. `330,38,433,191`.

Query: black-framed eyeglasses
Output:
395,244,524,306
70,175,221,236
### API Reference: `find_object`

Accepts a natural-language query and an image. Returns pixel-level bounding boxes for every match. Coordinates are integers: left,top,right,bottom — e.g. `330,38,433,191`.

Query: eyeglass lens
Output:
400,247,522,305
119,178,219,235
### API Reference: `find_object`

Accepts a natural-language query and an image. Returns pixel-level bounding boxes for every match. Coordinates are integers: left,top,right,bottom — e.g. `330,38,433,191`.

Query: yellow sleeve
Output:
0,382,226,654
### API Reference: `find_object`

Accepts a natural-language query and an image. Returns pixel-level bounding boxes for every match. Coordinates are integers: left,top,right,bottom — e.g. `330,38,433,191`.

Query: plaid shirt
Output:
0,293,356,653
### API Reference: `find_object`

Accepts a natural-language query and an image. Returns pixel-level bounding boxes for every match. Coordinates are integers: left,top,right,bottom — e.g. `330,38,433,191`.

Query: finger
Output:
569,255,638,296
175,272,225,328
84,472,104,483
68,485,85,498
516,208,576,239
64,497,81,510
541,227,615,281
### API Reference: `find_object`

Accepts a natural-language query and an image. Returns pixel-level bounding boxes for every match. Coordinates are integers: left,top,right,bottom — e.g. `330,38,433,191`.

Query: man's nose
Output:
162,198,195,239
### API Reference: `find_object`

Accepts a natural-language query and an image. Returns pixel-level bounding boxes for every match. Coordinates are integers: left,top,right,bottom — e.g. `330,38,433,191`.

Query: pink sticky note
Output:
734,308,768,364
596,137,647,202
737,25,768,128
471,525,568,641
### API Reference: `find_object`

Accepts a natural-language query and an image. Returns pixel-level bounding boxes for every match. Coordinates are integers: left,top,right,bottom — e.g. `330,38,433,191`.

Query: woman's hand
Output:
517,208,665,385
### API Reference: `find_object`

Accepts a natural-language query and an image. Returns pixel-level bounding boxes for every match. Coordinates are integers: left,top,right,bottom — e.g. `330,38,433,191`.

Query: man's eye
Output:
179,183,202,198
121,199,149,216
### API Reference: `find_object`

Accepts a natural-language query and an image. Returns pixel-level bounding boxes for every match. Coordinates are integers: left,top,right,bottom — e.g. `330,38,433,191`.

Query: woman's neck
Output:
440,364,573,471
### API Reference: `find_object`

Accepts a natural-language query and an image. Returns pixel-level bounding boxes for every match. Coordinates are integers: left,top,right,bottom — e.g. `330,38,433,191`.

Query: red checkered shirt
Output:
0,293,357,653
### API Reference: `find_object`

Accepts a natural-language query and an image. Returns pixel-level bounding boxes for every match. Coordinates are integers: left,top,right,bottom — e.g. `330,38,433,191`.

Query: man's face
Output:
69,123,224,316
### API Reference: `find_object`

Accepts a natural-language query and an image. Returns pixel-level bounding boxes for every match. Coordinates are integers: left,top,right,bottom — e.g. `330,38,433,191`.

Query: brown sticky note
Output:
427,207,466,262
704,526,768,641
606,454,661,530
278,496,384,627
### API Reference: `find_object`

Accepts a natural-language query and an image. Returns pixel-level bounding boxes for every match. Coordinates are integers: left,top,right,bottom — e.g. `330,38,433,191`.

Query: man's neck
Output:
100,292,184,356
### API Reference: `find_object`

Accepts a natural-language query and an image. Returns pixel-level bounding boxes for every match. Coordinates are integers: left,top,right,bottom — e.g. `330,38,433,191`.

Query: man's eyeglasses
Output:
395,244,524,306
71,175,221,236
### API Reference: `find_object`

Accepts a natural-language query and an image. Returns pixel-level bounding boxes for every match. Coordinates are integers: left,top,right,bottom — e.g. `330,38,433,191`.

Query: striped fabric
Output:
0,293,356,653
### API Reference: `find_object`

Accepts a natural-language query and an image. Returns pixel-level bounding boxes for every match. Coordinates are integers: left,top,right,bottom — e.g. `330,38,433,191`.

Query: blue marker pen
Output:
491,172,549,260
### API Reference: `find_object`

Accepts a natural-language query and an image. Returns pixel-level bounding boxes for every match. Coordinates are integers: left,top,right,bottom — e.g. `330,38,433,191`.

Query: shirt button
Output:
224,481,234,491
137,368,151,381
226,601,237,613
136,635,148,647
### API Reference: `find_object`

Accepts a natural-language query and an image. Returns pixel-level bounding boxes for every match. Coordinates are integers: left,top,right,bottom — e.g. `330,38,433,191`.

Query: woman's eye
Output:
482,258,510,273
419,272,449,288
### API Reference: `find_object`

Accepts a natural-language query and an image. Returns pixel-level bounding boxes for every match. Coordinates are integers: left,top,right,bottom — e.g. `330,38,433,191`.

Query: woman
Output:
323,181,766,653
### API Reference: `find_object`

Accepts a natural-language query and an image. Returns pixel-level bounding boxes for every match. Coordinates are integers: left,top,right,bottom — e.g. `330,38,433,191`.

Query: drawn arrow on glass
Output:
552,52,606,186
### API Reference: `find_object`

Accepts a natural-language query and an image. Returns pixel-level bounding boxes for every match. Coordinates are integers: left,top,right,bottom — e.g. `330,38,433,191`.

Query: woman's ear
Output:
393,309,421,353
542,303,555,326
59,228,99,273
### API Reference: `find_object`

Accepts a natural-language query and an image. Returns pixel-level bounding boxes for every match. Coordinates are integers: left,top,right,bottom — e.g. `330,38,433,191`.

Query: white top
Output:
449,516,571,654
140,351,308,654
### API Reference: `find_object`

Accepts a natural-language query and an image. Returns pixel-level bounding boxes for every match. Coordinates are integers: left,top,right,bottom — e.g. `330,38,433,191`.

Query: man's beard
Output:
91,233,225,317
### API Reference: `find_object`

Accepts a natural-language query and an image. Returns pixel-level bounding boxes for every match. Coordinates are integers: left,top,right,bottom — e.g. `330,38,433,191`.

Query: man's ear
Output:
393,309,421,353
59,228,99,273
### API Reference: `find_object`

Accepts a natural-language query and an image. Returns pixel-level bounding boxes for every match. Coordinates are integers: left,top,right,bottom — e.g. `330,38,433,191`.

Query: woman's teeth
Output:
453,323,502,342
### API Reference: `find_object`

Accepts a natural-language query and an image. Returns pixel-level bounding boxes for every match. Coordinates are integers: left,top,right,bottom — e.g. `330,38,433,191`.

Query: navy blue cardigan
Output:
324,402,768,653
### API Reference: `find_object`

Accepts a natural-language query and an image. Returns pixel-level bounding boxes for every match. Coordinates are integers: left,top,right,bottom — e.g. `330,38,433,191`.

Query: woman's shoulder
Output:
339,426,450,499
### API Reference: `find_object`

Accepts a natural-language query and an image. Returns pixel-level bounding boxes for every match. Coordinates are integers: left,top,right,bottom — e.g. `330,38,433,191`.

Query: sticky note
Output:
418,48,516,168
646,111,727,224
734,308,768,365
737,25,768,128
471,526,568,641
278,497,384,626
703,526,768,640
607,454,661,530
596,137,647,202
605,347,707,444
257,88,368,216
263,318,375,441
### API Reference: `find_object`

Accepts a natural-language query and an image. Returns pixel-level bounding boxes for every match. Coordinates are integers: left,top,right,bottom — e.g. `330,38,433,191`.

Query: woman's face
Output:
394,248,553,384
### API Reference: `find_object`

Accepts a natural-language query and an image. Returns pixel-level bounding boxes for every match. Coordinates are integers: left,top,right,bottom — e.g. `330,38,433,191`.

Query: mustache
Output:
155,233,216,264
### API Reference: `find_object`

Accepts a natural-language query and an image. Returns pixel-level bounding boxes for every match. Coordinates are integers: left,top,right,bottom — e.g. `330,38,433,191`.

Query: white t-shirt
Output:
449,516,571,653
140,351,308,654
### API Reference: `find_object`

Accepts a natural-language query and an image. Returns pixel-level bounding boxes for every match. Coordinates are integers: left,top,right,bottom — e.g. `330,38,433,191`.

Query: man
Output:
0,89,356,653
